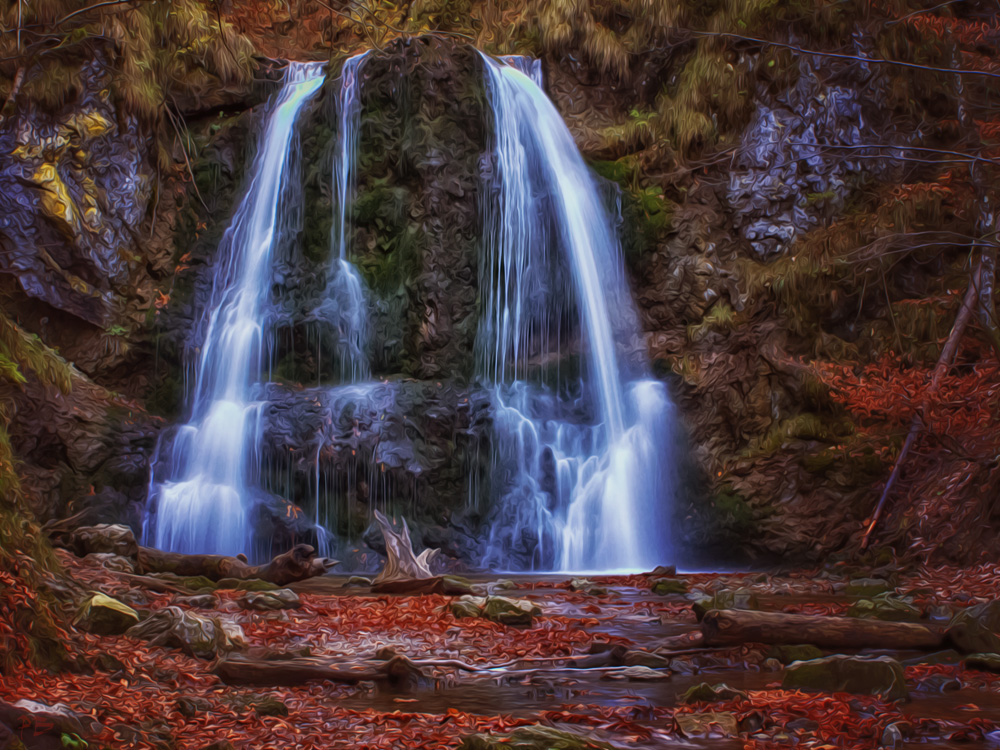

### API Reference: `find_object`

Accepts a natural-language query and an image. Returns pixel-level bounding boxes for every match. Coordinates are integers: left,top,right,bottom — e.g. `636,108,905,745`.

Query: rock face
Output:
782,655,907,700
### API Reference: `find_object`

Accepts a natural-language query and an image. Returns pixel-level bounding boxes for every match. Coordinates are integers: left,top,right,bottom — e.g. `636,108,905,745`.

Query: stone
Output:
216,578,278,592
73,593,140,636
175,593,220,608
652,577,689,595
126,606,245,658
848,593,921,622
71,524,138,558
238,588,301,611
767,644,824,664
459,724,614,749
845,578,892,597
964,653,1000,672
675,712,740,738
569,578,593,591
681,682,749,703
623,650,671,668
493,579,517,590
782,655,907,700
0,699,104,737
881,721,912,747
452,595,541,626
650,565,677,576
602,666,669,681
947,601,1000,654
346,576,372,587
694,587,759,619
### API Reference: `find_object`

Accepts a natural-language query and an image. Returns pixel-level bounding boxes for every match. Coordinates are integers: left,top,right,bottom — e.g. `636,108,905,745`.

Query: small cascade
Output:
479,55,675,572
313,52,371,384
144,62,325,556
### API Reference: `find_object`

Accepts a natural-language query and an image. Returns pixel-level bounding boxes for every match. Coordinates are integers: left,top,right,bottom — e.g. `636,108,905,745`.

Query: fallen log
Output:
137,543,337,585
701,609,945,650
213,654,424,688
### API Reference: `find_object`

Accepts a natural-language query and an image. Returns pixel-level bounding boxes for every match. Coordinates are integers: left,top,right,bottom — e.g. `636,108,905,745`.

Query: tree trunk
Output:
372,510,438,585
213,654,423,688
700,609,945,650
137,544,337,585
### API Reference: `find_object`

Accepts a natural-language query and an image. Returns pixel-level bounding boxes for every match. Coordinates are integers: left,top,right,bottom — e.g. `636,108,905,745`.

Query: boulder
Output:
459,724,614,750
450,595,541,626
652,578,689,595
781,655,907,700
238,589,301,611
845,578,892,597
126,606,245,658
74,593,140,635
71,524,138,558
681,682,749,703
947,601,1000,654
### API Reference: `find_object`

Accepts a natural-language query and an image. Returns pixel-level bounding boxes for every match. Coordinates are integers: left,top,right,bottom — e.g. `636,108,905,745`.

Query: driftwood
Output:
372,510,438,585
701,609,945,650
213,654,424,688
137,543,337,586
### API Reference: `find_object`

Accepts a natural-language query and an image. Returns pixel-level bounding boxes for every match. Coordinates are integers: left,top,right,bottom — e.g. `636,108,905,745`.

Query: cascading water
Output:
314,52,371,384
479,55,675,572
144,63,325,556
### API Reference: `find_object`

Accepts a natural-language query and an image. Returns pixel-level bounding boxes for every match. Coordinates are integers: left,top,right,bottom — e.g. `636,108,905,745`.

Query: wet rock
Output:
0,699,104,738
71,524,138,558
675,711,740,738
623,650,671,668
767,644,824,664
848,593,920,622
947,600,1000,654
459,724,614,749
451,595,541,626
964,653,1000,672
602,666,669,681
681,682,749,703
175,593,220,608
845,578,892,597
650,565,676,576
651,578,689,595
238,588,301,611
73,593,140,635
782,655,907,700
881,721,912,747
569,578,609,596
126,606,245,658
346,576,372,587
176,696,212,718
493,579,517,590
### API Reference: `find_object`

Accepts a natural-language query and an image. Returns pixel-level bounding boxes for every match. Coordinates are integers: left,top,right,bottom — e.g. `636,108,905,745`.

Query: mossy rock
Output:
215,578,278,592
767,644,824,664
74,593,139,636
782,655,907,700
681,682,748,703
848,593,921,622
845,578,892,597
947,601,1000,654
652,578,689,595
459,724,614,750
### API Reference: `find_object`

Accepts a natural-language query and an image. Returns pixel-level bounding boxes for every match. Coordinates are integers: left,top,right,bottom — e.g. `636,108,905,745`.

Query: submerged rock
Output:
126,606,245,658
459,724,614,750
239,589,301,611
74,592,140,635
782,655,907,700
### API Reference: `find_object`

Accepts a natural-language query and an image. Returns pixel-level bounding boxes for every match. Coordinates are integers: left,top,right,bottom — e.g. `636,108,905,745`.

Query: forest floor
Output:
5,551,1000,749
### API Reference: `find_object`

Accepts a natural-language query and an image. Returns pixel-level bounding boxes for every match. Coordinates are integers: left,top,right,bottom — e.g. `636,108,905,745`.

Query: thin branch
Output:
684,30,1000,81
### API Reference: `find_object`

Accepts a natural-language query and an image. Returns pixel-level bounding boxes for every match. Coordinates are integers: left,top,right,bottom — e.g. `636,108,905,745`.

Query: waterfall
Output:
314,52,371,384
144,62,325,556
479,54,675,572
